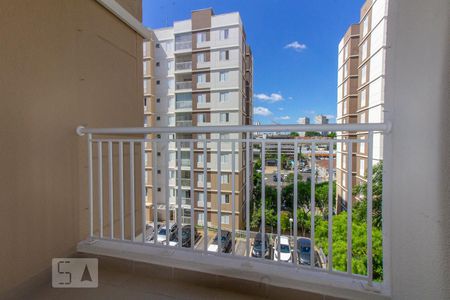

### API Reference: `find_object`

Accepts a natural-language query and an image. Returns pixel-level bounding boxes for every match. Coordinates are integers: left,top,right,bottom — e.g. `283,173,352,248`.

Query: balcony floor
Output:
8,254,341,300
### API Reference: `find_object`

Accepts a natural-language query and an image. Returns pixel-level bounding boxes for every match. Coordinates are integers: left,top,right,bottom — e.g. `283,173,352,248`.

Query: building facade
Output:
145,8,253,230
336,0,388,211
297,117,310,137
314,115,330,136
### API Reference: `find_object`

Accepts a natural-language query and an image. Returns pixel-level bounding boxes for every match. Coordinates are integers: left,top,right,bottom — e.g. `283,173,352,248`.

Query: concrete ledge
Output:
77,239,390,300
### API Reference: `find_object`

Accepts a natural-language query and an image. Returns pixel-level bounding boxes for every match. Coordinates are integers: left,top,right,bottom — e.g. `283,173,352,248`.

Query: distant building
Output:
314,115,329,136
297,117,310,136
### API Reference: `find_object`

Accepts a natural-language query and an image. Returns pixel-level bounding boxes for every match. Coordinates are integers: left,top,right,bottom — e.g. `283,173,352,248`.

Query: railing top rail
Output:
77,122,391,136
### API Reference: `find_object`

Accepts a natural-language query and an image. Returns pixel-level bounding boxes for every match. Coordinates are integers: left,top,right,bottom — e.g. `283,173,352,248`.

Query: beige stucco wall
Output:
0,0,143,294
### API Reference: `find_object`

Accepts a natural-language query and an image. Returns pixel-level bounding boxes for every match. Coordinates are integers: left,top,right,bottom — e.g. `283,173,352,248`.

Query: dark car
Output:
208,230,232,253
167,225,199,247
251,233,271,259
296,237,321,267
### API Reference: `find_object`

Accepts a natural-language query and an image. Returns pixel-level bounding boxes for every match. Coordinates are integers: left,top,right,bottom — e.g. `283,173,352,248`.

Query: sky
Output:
142,0,365,124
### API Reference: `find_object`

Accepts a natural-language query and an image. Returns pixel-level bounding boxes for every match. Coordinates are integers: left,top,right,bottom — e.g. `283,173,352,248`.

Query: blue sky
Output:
143,0,365,124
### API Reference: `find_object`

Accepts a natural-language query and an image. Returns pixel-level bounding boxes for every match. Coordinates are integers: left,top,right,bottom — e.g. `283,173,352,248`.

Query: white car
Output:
273,236,292,262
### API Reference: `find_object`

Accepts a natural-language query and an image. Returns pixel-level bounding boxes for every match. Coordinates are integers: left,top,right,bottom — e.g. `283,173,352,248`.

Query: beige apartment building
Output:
144,8,253,230
336,0,388,211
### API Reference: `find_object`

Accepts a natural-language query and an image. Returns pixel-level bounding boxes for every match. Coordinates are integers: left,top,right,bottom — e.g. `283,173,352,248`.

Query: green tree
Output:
353,162,383,229
327,132,337,138
305,131,321,137
315,212,383,280
280,211,292,233
250,207,277,232
290,132,300,137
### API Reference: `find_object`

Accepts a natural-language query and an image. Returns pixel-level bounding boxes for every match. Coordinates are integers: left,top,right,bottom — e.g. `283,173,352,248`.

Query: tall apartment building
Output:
336,0,388,211
144,8,253,230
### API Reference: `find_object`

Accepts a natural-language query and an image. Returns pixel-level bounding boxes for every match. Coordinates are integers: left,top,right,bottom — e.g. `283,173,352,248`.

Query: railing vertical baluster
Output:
87,134,93,239
293,141,298,264
130,142,135,241
152,140,158,244
367,132,374,284
328,141,334,272
165,144,170,244
231,141,236,255
347,141,353,274
311,142,316,267
177,142,182,247
261,141,266,258
119,141,124,240
217,139,222,254
141,141,146,243
203,141,208,252
276,142,281,262
98,141,103,238
245,139,250,257
190,141,195,250
108,141,114,239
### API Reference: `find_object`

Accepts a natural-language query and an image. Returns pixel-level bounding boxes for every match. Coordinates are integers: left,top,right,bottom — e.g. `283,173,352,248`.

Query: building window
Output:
167,60,173,71
198,153,205,164
156,62,160,67
362,17,369,37
220,29,229,40
197,32,207,43
342,190,347,202
157,98,161,103
360,89,367,107
220,174,230,184
197,173,204,186
343,155,347,169
156,80,160,85
221,194,230,204
156,116,160,121
219,92,229,103
361,40,368,61
360,112,366,123
343,81,348,97
343,62,348,79
219,71,228,82
219,50,230,61
198,213,204,225
156,43,160,48
343,100,347,115
221,215,230,225
359,159,365,177
220,112,230,123
197,73,206,84
360,141,366,154
197,113,205,123
198,93,206,104
361,64,367,84
221,154,229,164
197,53,205,63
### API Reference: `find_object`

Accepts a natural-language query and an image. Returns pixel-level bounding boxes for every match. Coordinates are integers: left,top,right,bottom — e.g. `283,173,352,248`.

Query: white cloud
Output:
325,114,336,120
254,93,284,103
275,116,290,120
288,96,293,100
278,107,284,111
253,106,273,117
284,41,307,52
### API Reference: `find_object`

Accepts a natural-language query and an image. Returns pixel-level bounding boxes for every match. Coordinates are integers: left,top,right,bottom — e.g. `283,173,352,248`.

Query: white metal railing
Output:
175,61,192,71
175,100,192,109
175,81,192,90
175,120,192,127
77,123,390,293
175,41,192,51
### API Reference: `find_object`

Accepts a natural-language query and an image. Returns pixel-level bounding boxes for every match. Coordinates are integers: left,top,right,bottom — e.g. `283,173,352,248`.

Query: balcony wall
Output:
0,0,144,295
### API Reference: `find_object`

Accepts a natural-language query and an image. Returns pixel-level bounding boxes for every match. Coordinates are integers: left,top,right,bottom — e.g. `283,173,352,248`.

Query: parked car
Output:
208,230,232,253
164,225,199,248
296,237,321,267
273,236,292,262
251,233,271,259
156,223,178,243
144,223,160,242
